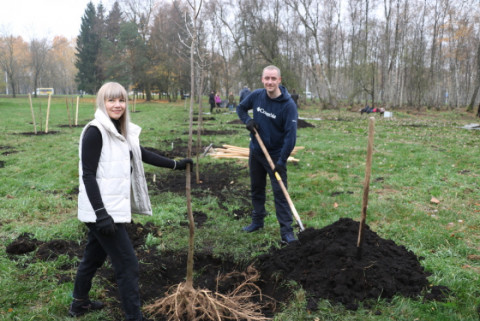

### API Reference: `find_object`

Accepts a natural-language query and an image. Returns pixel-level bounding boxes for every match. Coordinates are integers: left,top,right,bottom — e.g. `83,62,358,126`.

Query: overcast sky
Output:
0,0,107,41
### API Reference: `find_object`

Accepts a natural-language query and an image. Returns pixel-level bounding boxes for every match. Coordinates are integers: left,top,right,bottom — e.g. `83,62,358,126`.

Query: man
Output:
239,86,251,103
208,91,215,113
236,65,298,243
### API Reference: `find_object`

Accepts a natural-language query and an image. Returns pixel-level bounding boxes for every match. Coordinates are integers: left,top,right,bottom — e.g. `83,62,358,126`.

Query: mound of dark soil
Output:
256,217,450,311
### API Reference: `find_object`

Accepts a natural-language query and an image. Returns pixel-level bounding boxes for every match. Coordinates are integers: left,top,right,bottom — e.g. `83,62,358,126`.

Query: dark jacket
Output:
236,85,297,166
239,87,251,103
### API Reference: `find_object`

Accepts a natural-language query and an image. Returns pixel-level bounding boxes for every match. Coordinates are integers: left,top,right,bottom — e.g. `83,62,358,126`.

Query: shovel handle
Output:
253,129,305,231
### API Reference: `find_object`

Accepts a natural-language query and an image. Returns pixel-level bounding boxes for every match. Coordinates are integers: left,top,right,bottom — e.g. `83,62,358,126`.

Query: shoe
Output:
69,299,104,317
242,222,264,232
281,232,297,244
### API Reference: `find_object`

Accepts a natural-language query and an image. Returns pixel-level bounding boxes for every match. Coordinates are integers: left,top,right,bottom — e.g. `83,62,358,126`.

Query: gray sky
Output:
0,0,105,41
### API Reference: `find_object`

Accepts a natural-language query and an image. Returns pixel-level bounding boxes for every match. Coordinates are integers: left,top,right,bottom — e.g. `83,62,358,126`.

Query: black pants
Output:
73,223,142,321
249,151,293,237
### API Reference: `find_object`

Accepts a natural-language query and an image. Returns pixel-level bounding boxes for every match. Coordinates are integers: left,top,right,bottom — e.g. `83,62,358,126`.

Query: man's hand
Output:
175,158,194,170
246,119,259,134
95,209,117,236
274,163,286,177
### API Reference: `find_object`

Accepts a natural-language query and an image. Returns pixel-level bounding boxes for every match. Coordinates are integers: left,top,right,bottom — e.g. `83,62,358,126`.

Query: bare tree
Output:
285,0,336,107
0,35,29,97
30,38,50,98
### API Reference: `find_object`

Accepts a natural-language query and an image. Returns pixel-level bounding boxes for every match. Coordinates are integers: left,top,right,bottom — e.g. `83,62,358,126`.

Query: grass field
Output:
1,94,479,320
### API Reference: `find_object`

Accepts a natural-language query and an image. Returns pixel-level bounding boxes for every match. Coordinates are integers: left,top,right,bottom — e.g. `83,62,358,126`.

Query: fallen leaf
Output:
462,264,480,273
430,196,440,204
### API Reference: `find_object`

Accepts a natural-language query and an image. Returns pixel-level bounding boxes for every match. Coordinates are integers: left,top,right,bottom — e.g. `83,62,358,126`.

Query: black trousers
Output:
249,151,293,237
73,223,142,321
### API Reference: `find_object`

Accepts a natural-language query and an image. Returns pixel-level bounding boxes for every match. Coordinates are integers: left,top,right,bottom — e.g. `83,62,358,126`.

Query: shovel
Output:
357,117,375,259
253,128,305,231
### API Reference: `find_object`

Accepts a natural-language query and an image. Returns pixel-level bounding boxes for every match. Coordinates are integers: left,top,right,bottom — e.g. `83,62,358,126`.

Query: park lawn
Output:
0,94,480,320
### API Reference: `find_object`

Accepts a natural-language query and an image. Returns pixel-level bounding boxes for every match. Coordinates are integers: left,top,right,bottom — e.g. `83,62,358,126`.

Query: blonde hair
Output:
96,82,130,137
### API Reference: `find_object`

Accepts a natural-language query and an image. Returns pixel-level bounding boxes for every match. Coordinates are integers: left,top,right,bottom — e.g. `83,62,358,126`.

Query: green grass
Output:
1,95,480,320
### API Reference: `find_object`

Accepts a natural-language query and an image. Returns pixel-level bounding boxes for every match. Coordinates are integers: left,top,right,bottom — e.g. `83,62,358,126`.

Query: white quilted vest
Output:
78,110,152,223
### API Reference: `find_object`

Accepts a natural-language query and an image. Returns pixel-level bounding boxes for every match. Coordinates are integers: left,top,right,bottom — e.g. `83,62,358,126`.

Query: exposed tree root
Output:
144,265,271,321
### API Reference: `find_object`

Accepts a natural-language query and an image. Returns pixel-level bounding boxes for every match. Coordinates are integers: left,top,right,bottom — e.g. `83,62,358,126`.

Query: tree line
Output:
1,0,479,111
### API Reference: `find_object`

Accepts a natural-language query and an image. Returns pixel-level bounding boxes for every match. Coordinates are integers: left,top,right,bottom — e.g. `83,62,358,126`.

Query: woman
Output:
215,92,221,108
70,82,192,320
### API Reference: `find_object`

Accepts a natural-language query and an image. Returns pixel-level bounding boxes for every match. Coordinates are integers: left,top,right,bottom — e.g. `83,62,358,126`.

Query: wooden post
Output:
45,93,52,133
75,96,79,126
133,93,137,112
28,94,37,135
357,117,375,258
66,97,72,128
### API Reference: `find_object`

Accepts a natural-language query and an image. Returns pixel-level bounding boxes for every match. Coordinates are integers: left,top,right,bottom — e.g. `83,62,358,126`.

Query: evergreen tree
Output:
75,2,100,94
102,1,130,84
94,3,107,85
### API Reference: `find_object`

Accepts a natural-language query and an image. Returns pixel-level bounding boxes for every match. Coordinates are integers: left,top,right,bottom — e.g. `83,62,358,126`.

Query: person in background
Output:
236,65,298,244
215,92,222,108
227,92,235,112
209,91,215,113
290,89,299,109
70,82,192,321
239,85,251,104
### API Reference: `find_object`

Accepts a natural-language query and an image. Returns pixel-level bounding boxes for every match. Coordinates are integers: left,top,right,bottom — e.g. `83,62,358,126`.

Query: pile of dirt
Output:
256,217,450,311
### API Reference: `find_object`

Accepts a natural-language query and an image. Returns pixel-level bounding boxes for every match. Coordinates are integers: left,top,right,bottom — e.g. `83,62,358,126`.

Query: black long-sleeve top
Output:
82,125,175,213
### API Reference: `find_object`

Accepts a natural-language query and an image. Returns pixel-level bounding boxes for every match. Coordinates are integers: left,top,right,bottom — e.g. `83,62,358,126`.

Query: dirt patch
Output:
147,162,251,210
256,217,450,311
58,124,86,128
17,131,60,136
179,211,209,228
0,145,17,156
6,232,41,255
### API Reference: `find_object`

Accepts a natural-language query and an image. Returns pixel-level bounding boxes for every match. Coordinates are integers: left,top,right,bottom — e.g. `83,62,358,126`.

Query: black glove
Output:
274,163,286,177
95,209,117,236
175,158,193,171
246,119,259,134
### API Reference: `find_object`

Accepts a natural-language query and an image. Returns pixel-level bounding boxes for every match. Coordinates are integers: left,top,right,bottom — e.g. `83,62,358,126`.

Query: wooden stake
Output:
357,117,375,258
45,93,52,133
75,96,79,126
66,97,72,128
28,94,37,135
